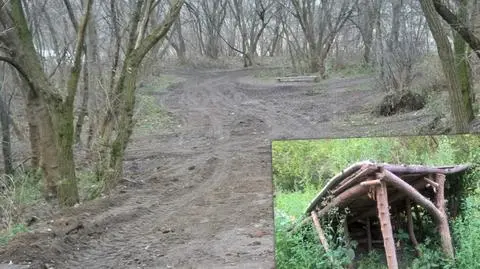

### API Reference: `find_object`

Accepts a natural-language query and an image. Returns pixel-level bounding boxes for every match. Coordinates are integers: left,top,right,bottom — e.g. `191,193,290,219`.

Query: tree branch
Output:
65,0,93,106
0,56,34,90
432,0,480,58
63,0,79,32
132,0,185,64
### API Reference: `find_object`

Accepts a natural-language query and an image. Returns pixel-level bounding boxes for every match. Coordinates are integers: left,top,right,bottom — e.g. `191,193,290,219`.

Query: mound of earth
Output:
374,90,426,117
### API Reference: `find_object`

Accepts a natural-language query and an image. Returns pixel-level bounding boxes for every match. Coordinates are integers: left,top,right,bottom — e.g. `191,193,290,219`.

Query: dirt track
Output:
0,68,442,268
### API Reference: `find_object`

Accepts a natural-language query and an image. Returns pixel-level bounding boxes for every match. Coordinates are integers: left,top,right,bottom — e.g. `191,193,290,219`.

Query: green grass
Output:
77,170,104,201
135,74,182,134
0,223,29,246
332,63,375,78
134,95,175,134
0,168,110,245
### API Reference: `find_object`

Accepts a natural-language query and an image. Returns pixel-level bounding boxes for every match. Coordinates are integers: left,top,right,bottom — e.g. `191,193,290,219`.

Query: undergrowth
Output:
0,168,107,245
135,75,180,134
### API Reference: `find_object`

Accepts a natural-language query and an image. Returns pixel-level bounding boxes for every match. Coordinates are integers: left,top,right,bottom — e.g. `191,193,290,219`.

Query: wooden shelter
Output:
293,161,470,269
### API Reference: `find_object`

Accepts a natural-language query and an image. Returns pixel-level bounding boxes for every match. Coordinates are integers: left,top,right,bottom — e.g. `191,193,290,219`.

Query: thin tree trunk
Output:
75,59,89,144
0,94,13,175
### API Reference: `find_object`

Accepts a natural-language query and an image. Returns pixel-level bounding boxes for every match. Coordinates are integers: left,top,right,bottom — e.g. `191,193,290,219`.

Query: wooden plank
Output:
276,75,320,83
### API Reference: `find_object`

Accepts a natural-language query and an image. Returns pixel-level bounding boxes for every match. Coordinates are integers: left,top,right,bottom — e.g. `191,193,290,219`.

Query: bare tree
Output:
0,0,93,205
95,0,184,189
290,0,357,77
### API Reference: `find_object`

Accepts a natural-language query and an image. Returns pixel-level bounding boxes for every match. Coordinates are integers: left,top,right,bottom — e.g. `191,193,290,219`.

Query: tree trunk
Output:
434,173,454,258
3,0,92,206
453,0,475,124
75,59,89,144
174,17,187,63
97,0,184,189
25,90,40,168
420,0,473,132
0,94,13,175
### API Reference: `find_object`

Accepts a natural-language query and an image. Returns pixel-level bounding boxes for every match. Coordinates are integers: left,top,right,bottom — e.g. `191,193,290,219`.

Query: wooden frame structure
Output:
292,161,470,269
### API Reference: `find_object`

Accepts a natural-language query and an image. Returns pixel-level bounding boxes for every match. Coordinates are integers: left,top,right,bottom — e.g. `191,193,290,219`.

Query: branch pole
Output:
376,180,399,269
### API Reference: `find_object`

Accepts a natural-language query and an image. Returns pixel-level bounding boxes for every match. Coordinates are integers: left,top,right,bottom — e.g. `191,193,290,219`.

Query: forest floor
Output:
0,67,474,269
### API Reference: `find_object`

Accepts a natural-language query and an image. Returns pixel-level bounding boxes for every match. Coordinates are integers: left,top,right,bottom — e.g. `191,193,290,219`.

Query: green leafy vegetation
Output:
134,75,181,134
0,223,29,246
0,168,110,244
273,135,480,269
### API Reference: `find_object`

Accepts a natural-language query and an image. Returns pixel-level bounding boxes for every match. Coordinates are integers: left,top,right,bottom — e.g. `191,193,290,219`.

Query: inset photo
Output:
272,135,480,269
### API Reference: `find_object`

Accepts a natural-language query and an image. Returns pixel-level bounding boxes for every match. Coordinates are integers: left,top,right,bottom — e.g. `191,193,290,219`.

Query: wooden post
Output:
311,210,330,252
376,180,399,269
434,173,454,258
406,198,421,257
366,217,373,252
344,216,355,269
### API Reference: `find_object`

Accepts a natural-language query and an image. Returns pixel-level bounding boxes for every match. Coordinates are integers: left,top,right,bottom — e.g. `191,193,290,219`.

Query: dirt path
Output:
0,68,438,268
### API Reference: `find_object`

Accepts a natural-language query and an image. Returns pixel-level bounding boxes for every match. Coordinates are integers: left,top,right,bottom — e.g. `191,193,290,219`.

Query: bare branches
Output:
132,0,185,63
65,0,94,105
432,0,480,58
63,0,79,32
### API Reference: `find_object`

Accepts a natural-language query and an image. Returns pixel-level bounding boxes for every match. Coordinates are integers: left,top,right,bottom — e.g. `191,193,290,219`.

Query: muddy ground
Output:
0,68,475,269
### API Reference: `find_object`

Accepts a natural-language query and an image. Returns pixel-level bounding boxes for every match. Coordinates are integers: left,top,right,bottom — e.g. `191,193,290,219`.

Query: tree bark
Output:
432,0,480,59
0,86,13,175
98,0,185,189
2,0,93,206
376,180,398,269
406,198,421,257
420,0,473,132
434,173,454,258
317,184,369,218
453,0,475,125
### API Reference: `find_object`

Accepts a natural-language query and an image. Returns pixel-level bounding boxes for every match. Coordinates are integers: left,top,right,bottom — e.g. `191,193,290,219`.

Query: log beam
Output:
332,166,377,194
381,164,469,175
311,210,330,252
378,169,444,225
317,184,369,218
349,180,428,224
423,176,439,190
435,173,454,258
360,179,382,186
406,198,421,257
376,180,399,269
